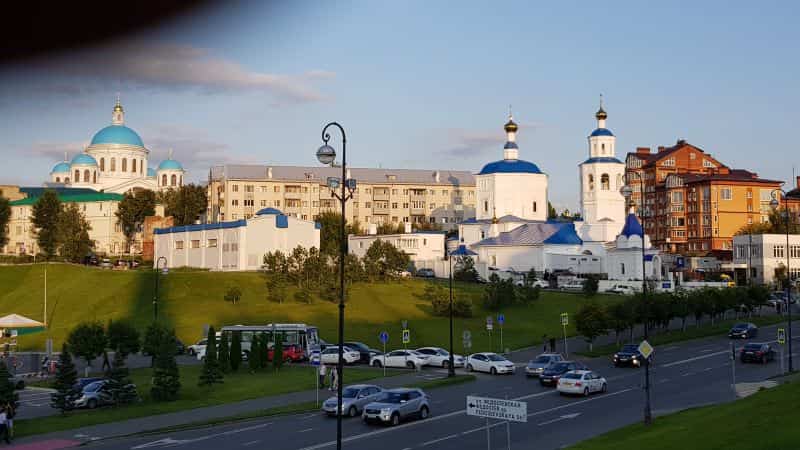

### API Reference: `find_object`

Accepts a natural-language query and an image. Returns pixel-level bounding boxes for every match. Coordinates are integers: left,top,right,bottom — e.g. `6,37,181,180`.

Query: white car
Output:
515,278,548,288
415,347,465,369
607,284,635,295
321,346,361,365
370,349,429,369
466,352,515,375
187,338,208,356
560,279,585,291
556,370,607,396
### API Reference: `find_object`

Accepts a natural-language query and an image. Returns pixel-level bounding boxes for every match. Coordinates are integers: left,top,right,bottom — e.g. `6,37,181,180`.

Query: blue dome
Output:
70,154,97,166
147,168,156,177
256,207,283,216
620,213,643,238
91,125,144,147
503,141,518,149
51,162,70,174
158,159,184,171
589,128,614,137
582,157,623,164
478,159,543,175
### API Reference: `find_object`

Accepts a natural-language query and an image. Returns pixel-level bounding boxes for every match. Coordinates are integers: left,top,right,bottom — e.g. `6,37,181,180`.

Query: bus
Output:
220,324,321,359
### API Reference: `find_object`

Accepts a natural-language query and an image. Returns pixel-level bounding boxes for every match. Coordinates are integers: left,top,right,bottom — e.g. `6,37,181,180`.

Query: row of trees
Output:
28,191,93,261
198,326,286,389
575,285,772,350
482,273,541,310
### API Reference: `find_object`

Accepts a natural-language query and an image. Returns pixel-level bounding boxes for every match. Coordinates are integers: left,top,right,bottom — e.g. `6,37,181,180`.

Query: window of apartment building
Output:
762,215,769,223
790,245,800,258
231,214,238,220
365,188,371,194
703,159,715,168
243,199,254,207
671,191,683,203
244,185,254,193
175,241,184,250
391,202,398,209
748,217,753,224
411,201,424,208
302,215,308,220
468,191,474,198
442,190,448,196
274,200,281,207
403,189,409,195
365,202,371,208
260,186,269,192
286,199,301,208
430,203,435,209
746,190,752,199
232,199,239,206
662,158,675,167
721,188,732,200
429,217,436,223
364,216,370,222
773,245,785,258
261,200,267,207
353,202,359,208
274,186,281,193
191,240,200,249
232,184,239,192
302,201,308,207
311,201,318,207
403,217,409,223
392,216,398,222
391,189,398,195
689,153,696,160
702,242,709,250
402,202,409,208
208,239,218,248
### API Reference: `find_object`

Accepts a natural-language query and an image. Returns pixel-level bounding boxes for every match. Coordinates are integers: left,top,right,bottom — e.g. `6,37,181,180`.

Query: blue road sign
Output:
379,331,389,344
497,313,505,326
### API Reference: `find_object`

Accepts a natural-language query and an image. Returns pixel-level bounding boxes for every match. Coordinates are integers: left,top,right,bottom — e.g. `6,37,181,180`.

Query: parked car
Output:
268,343,306,363
187,338,208,356
321,384,383,417
613,344,645,367
83,254,99,266
728,323,758,339
539,361,588,386
99,258,112,269
368,348,383,359
559,279,584,291
362,388,430,426
321,346,361,365
73,380,115,409
370,349,429,369
415,347,465,369
556,370,607,396
415,268,435,278
768,292,796,306
515,278,548,288
606,284,636,295
525,353,564,377
72,377,104,392
343,341,373,364
740,343,776,364
465,352,515,375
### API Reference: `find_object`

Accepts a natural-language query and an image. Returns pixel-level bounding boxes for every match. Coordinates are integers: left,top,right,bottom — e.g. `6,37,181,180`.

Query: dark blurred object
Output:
1,1,213,63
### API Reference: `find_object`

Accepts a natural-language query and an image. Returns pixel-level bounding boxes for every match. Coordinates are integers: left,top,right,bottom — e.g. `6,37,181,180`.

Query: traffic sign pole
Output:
560,313,569,358
383,341,386,377
730,342,736,395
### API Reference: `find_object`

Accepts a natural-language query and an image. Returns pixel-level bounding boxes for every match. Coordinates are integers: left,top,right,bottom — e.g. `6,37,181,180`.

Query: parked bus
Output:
220,324,321,359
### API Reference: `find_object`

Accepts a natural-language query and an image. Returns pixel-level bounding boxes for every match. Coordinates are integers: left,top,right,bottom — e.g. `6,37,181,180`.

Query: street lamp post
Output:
621,171,652,425
771,189,794,373
153,256,167,321
448,252,455,377
316,122,356,450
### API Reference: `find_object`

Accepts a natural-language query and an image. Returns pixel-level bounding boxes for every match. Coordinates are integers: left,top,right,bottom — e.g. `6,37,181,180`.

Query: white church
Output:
457,103,662,283
47,97,186,194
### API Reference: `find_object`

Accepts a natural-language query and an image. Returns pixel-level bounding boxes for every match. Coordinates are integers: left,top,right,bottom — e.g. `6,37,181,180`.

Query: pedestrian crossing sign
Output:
778,328,786,345
402,329,410,344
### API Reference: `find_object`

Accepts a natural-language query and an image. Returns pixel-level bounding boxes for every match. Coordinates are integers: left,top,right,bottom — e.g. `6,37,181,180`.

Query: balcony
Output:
284,191,303,200
410,207,426,216
373,192,390,201
372,206,389,215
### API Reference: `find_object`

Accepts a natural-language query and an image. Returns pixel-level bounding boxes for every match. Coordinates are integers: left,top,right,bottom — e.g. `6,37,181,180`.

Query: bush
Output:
582,276,599,297
151,334,181,402
199,326,224,387
50,344,78,413
105,351,138,405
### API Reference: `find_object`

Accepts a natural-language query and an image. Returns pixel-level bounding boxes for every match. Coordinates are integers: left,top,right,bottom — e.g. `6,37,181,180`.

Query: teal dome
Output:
91,125,144,147
158,159,184,171
71,154,97,166
147,168,156,177
51,162,70,174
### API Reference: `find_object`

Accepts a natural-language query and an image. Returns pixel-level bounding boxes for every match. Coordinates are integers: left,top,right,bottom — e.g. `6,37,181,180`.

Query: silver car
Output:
525,353,564,377
362,388,430,426
321,384,383,417
73,380,114,409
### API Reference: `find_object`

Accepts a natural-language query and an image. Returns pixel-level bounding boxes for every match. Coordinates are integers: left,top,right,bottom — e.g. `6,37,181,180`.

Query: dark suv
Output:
728,323,758,339
613,344,645,367
539,361,588,386
343,341,372,364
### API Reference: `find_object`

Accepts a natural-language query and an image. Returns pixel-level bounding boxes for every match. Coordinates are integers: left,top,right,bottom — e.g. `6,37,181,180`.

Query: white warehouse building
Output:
348,227,446,263
154,207,320,271
733,233,800,285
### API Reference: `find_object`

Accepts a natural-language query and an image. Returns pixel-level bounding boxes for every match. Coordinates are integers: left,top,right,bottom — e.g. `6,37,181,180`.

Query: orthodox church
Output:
458,102,660,282
47,97,186,193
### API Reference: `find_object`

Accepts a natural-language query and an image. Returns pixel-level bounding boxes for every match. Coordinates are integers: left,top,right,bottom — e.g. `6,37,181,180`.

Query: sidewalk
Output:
14,370,439,446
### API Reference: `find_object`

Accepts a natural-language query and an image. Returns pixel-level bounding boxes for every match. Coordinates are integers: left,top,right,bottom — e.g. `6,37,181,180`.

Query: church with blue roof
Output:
47,97,186,194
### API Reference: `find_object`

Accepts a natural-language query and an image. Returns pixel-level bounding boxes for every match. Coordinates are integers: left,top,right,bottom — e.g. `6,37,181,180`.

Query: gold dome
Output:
595,107,607,121
504,119,518,133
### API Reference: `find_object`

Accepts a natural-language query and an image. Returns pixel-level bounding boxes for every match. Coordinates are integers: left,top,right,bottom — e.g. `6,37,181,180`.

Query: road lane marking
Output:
299,428,314,432
537,412,581,426
242,440,261,447
526,389,634,418
421,433,459,446
131,423,271,449
661,350,729,367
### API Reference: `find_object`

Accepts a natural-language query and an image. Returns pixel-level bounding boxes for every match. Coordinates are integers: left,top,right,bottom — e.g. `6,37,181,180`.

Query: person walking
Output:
330,366,339,392
318,364,327,390
0,407,8,444
4,402,13,440
549,337,556,353
542,334,548,352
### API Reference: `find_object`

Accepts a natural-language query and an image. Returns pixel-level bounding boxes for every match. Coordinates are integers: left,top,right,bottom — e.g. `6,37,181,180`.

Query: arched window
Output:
533,201,537,213
132,159,137,173
616,174,623,189
140,160,144,174
588,174,595,190
100,158,105,171
55,177,60,183
601,143,605,152
601,173,610,190
162,174,167,186
122,158,127,172
110,158,116,171
621,263,625,275
74,170,80,181
171,174,177,186
484,201,488,212
93,171,97,183
64,177,70,183
83,170,90,182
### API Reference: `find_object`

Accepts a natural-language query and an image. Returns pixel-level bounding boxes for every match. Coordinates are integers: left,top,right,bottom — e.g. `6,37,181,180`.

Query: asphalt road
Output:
76,320,799,450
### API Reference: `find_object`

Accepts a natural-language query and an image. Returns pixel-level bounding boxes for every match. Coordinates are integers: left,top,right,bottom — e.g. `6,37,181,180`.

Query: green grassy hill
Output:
1,263,616,352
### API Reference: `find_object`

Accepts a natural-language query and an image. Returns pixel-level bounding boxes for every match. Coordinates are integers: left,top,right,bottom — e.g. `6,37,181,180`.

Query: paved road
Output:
71,319,798,450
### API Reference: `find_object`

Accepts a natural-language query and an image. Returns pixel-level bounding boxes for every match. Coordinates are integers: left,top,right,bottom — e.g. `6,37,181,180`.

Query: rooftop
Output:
210,165,475,186
10,191,123,206
474,222,582,246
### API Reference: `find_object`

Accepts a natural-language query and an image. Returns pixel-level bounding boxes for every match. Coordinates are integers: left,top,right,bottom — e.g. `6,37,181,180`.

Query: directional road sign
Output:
466,396,527,422
462,330,471,341
379,331,389,344
778,328,786,345
402,329,410,344
401,320,408,330
560,312,568,326
497,313,505,326
638,340,654,359
486,316,493,331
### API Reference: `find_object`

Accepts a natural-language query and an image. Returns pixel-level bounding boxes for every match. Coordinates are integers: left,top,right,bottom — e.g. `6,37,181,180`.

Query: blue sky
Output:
1,0,798,210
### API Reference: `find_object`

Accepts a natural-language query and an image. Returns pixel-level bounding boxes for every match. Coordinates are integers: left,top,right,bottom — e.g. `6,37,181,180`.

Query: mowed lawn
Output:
0,263,619,353
569,379,800,450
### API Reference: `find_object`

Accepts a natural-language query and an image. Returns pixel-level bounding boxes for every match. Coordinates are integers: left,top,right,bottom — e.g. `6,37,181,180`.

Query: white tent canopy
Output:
0,314,44,329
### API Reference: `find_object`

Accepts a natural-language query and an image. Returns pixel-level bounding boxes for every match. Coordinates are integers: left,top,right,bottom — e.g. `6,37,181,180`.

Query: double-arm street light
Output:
153,256,168,321
316,122,356,450
770,188,794,373
621,170,652,425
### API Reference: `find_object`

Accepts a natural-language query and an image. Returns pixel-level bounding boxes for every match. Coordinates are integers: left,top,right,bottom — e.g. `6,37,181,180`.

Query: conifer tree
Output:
272,332,284,371
218,331,231,373
0,361,17,409
50,344,78,413
249,333,262,371
230,331,242,372
106,351,139,405
151,334,181,401
198,326,223,386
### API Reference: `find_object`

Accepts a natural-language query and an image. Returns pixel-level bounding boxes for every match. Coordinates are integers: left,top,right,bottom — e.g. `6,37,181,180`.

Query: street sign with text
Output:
466,396,527,422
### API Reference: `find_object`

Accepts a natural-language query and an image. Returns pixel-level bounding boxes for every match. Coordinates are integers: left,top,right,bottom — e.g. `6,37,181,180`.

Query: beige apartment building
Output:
207,165,476,230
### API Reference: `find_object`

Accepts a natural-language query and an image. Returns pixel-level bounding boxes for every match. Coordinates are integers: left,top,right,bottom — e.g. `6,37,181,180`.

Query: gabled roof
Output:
474,222,582,246
626,140,726,169
619,213,643,238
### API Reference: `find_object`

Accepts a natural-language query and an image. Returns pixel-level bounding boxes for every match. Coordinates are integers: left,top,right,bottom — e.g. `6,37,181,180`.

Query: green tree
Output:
266,273,288,304
31,190,62,258
0,361,17,409
161,184,208,226
151,332,181,401
106,319,140,358
56,203,93,262
115,189,156,252
105,351,138,405
224,286,242,305
482,273,515,310
607,300,635,344
248,333,263,371
316,211,360,257
50,344,78,413
199,326,223,386
363,239,410,281
143,322,172,366
516,285,540,305
547,202,557,219
272,332,284,371
582,276,599,297
230,331,242,372
575,303,608,351
218,331,231,373
67,321,107,368
0,193,10,249
453,256,479,282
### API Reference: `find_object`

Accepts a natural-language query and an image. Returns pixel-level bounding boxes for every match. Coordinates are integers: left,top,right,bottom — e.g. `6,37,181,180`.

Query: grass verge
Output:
577,315,787,357
568,377,799,450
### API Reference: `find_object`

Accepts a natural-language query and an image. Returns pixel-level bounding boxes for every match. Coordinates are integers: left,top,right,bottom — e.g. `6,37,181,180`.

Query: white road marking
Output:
421,433,459,446
661,350,729,367
537,412,581,426
526,389,634,419
701,367,714,372
131,423,271,449
681,372,694,377
299,428,314,432
242,441,260,447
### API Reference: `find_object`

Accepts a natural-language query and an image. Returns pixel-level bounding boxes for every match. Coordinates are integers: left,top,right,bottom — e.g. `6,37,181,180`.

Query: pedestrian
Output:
331,366,339,392
0,407,8,445
5,402,13,440
542,334,548,353
549,337,556,353
318,364,327,390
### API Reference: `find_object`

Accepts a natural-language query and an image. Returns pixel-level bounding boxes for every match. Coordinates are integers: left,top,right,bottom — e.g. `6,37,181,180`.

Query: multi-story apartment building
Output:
207,165,476,230
625,140,782,254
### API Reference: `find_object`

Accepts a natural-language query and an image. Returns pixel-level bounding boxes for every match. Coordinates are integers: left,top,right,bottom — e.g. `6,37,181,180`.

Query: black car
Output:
539,361,588,386
343,341,372,364
613,344,644,367
728,323,758,339
739,343,775,364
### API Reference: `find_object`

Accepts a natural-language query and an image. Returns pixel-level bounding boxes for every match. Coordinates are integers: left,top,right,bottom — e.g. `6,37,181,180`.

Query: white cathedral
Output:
458,103,662,282
48,97,186,193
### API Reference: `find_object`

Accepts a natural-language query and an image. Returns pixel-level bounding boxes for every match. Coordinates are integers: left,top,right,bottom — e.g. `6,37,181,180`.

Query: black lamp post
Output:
770,189,794,373
621,171,652,425
448,251,455,377
316,122,356,450
153,256,167,321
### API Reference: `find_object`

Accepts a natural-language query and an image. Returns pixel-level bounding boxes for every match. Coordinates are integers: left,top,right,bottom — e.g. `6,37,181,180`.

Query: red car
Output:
268,344,306,363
